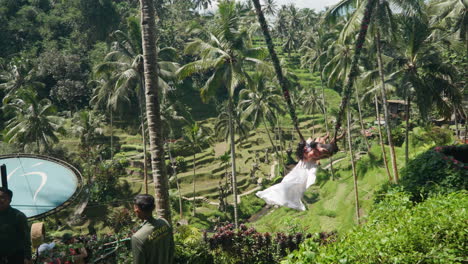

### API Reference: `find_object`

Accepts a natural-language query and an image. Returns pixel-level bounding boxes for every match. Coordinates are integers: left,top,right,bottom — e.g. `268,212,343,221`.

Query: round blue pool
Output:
0,155,82,218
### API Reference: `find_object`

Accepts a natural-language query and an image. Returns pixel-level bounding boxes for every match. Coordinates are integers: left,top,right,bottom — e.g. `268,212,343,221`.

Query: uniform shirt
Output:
131,217,174,264
0,206,32,259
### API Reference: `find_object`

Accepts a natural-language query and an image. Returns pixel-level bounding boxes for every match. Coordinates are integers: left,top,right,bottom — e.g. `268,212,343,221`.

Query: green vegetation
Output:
0,0,466,263
284,191,467,264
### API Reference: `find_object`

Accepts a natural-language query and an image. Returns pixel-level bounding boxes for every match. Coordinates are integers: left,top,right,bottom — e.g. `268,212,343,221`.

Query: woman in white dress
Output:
256,134,340,211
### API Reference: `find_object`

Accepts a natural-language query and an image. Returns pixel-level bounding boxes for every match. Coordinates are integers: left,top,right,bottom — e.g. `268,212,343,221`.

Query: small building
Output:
387,100,408,119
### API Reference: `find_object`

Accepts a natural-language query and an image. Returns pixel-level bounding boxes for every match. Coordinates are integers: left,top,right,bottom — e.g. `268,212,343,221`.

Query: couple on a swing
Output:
256,133,343,211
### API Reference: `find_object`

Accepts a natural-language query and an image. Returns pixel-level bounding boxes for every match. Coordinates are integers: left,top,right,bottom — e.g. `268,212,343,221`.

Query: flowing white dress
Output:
256,160,317,211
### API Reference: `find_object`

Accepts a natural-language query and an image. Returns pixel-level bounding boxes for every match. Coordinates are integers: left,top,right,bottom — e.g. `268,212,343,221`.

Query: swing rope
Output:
332,0,377,143
252,0,304,143
253,0,377,147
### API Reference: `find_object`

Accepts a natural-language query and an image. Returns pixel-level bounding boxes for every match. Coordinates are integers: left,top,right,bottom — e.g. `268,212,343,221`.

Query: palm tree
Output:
177,0,267,227
430,0,467,55
323,40,371,152
89,73,119,159
238,72,284,160
300,26,339,179
183,122,213,216
215,101,253,144
0,59,44,97
3,89,64,152
218,151,231,208
387,15,462,163
192,0,212,10
324,0,405,181
71,110,105,149
139,0,171,223
262,0,277,16
346,106,360,224
96,18,179,193
252,0,305,142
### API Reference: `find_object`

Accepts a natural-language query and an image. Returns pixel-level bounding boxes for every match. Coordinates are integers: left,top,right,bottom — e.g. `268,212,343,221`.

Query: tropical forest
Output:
0,0,466,263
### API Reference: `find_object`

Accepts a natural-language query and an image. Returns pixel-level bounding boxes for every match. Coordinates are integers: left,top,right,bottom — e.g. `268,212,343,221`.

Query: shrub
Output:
397,145,467,202
174,225,214,264
204,224,333,264
89,160,127,203
284,191,467,264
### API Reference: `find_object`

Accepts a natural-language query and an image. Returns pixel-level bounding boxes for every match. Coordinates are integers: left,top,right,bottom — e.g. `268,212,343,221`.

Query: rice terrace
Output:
0,0,466,263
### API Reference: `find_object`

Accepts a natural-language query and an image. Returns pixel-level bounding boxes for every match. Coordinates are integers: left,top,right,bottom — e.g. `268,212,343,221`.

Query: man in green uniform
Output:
0,187,32,264
132,194,174,264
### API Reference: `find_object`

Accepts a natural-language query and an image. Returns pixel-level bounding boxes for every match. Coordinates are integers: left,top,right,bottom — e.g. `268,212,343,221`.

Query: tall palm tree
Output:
96,18,179,192
430,0,467,55
3,89,64,152
71,110,105,149
324,0,406,181
238,72,284,160
183,122,213,216
323,40,371,152
252,0,305,142
139,0,171,223
215,101,252,144
346,106,360,224
0,59,44,97
177,0,266,227
262,0,277,16
89,73,119,159
387,14,462,163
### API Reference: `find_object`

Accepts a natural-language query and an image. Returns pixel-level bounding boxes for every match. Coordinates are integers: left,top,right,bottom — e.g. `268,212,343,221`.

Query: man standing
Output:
132,194,174,264
0,187,32,264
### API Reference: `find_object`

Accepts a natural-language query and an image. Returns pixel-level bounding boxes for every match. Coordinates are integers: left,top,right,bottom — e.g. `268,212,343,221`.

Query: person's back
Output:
0,187,32,264
131,194,174,264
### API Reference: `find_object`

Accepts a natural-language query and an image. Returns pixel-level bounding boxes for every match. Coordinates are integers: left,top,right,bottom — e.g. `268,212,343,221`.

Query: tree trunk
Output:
262,116,281,175
228,98,239,227
140,0,172,223
334,0,377,139
168,143,183,219
139,81,149,194
192,152,196,216
110,109,113,160
376,31,399,183
252,0,304,142
374,93,392,181
347,107,360,224
454,106,459,140
320,78,336,180
405,94,411,165
355,88,371,152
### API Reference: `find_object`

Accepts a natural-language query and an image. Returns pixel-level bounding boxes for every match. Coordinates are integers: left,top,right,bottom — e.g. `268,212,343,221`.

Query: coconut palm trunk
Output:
139,0,171,223
228,98,239,227
110,110,113,160
168,143,183,218
333,0,377,139
355,89,371,152
262,117,280,162
320,78,336,180
192,152,197,216
374,93,392,181
139,80,149,194
347,107,360,224
405,94,411,165
252,0,304,142
375,31,399,183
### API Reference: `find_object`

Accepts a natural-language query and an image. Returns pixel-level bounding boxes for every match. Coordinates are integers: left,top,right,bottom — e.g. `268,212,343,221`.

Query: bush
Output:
284,191,467,264
89,160,127,203
204,224,328,264
411,126,453,147
174,225,214,264
397,145,467,202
